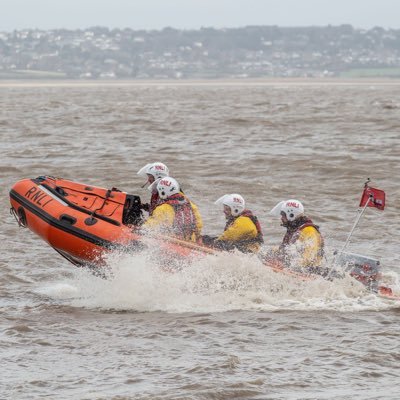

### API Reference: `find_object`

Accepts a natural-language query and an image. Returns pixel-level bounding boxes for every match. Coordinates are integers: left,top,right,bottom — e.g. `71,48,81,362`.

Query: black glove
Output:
141,203,150,212
202,235,217,246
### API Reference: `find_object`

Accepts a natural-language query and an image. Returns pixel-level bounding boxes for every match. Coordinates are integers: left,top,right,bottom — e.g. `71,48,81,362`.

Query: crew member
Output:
137,162,169,215
269,199,324,272
204,194,263,253
142,177,201,242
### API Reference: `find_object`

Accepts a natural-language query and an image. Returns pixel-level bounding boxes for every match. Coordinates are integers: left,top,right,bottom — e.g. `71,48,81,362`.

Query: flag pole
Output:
336,196,371,259
326,197,371,279
327,179,374,276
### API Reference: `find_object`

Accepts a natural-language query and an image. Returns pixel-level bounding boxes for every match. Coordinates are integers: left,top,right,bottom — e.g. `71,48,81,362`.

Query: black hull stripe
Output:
10,189,129,250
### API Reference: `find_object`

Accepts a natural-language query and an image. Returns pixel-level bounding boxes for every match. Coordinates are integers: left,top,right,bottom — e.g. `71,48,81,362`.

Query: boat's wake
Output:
35,248,400,313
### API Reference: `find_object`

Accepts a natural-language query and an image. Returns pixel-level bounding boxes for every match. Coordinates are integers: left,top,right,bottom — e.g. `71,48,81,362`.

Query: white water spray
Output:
35,247,399,313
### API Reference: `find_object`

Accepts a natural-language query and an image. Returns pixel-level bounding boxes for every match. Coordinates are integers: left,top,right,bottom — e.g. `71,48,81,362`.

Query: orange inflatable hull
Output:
9,176,207,268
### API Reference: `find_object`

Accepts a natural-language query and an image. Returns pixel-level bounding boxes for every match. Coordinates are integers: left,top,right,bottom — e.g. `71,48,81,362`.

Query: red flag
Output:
359,186,386,210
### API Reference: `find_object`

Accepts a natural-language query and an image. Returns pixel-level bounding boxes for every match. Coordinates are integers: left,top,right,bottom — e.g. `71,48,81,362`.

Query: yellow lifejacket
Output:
215,210,263,253
280,219,324,269
142,193,198,242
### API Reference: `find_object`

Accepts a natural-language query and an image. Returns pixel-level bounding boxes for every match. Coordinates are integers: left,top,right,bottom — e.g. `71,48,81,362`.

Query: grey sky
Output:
2,0,399,31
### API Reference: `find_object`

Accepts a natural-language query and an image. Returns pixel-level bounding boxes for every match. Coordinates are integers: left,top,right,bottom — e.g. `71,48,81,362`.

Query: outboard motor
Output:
337,252,381,292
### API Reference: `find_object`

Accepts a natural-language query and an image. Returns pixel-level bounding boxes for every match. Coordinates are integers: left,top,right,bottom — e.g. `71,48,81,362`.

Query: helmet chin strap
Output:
141,181,149,188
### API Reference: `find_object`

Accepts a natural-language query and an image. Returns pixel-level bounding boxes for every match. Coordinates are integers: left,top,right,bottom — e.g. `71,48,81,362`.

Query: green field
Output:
341,68,400,78
0,70,67,79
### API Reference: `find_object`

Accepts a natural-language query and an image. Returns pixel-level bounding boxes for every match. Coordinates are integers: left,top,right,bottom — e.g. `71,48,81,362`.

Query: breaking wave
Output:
35,248,399,313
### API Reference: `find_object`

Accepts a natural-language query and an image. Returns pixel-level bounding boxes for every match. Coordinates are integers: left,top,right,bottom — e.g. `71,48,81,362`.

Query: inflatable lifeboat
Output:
9,175,211,269
9,176,398,300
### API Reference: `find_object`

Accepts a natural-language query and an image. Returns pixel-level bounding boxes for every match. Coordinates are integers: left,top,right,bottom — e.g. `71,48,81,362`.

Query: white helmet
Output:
147,178,161,193
270,199,304,222
157,177,180,199
215,193,245,217
137,162,169,180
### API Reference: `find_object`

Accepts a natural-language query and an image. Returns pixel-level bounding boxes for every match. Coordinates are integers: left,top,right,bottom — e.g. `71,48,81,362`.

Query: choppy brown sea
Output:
1,80,400,400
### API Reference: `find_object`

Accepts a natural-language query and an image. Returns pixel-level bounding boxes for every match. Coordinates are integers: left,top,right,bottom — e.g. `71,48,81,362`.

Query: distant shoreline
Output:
1,77,399,88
